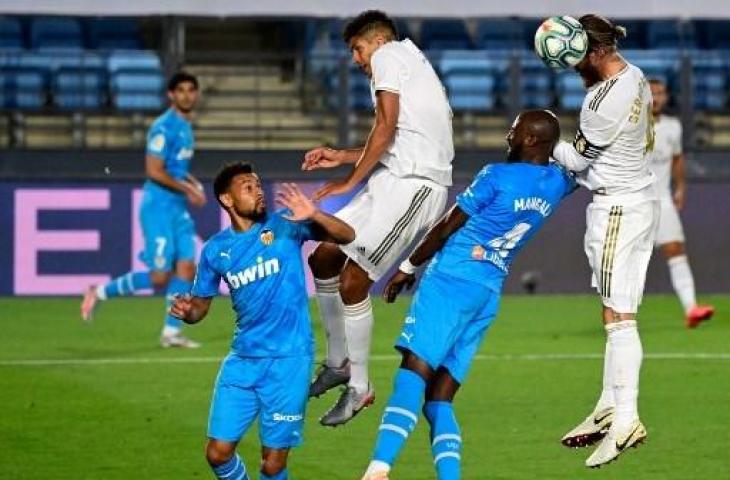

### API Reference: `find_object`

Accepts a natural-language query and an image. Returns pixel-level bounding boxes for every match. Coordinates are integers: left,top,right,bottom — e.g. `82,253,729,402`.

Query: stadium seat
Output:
88,18,143,50
439,51,497,111
613,19,646,49
475,19,524,50
646,20,683,49
30,17,84,50
692,54,727,110
556,71,584,110
420,19,472,50
0,17,24,50
108,51,164,111
53,67,106,109
519,56,553,108
0,68,46,109
695,20,730,49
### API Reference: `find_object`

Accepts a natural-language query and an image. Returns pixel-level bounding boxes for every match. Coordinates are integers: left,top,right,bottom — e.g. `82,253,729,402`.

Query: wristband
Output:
399,259,418,275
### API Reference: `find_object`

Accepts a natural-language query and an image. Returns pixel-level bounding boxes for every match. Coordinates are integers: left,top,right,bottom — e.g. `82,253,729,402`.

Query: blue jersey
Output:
429,162,575,292
192,210,316,357
143,108,195,204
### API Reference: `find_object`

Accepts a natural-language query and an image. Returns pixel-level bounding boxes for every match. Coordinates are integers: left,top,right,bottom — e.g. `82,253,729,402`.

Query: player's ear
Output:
219,192,233,209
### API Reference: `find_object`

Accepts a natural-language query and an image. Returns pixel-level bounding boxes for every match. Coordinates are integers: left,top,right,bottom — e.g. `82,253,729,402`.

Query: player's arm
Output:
383,205,469,303
671,152,687,210
170,295,213,324
277,183,355,244
302,147,363,170
146,155,206,207
313,91,399,200
553,107,622,173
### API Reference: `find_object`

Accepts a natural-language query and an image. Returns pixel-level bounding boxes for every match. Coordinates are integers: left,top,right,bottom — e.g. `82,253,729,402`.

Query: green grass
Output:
0,294,727,479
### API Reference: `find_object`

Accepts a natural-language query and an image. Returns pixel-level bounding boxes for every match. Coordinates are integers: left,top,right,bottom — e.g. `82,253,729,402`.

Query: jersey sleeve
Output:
146,124,169,160
456,165,497,216
191,243,221,297
277,210,316,244
671,121,683,156
371,49,405,94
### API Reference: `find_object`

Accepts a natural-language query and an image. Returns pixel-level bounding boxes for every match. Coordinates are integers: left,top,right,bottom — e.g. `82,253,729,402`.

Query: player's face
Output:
168,81,199,114
506,115,525,162
650,82,668,115
574,50,603,89
348,33,384,78
223,173,266,221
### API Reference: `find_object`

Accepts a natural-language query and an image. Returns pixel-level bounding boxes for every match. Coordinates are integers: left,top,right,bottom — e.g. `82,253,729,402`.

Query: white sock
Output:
594,340,615,412
95,284,107,301
344,296,374,393
162,325,180,337
314,276,348,368
364,460,391,476
606,320,642,432
667,255,697,313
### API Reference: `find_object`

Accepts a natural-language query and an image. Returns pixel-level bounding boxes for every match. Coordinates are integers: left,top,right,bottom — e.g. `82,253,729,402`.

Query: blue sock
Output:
260,469,288,480
211,454,249,480
164,276,192,329
371,368,426,467
424,401,462,480
102,271,152,299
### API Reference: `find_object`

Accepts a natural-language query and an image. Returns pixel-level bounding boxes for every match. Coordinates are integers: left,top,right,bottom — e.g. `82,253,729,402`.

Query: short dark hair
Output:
648,77,666,87
343,10,397,43
579,14,627,52
213,162,255,207
167,71,198,92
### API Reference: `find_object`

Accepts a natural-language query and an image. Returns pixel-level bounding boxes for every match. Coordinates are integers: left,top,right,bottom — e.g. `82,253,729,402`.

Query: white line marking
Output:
0,352,729,367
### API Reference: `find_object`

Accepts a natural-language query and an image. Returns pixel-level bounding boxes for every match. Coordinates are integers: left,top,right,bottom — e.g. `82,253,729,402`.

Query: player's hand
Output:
302,147,343,171
313,178,355,201
169,293,193,320
183,182,207,207
383,270,416,303
673,188,686,211
277,183,317,221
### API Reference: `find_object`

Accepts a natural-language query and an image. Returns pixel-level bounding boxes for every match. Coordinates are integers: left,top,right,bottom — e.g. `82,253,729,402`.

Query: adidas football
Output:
534,16,588,69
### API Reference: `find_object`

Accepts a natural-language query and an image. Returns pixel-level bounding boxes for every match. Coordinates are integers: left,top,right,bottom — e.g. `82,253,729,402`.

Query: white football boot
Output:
561,406,614,448
585,419,647,468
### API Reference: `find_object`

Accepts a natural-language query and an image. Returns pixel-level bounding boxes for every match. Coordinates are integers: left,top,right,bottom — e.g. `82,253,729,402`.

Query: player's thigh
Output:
595,200,659,313
442,290,500,384
257,355,312,449
139,203,176,272
174,208,197,264
340,171,448,282
654,196,685,247
207,355,264,443
396,272,491,372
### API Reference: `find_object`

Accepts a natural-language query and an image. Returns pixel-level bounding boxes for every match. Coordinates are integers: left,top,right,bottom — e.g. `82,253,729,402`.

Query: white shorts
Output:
654,195,685,245
335,168,448,281
584,192,660,313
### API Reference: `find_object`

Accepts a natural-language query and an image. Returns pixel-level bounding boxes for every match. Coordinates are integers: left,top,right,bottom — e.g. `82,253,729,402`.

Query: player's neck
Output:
600,55,627,81
171,105,192,121
230,215,256,233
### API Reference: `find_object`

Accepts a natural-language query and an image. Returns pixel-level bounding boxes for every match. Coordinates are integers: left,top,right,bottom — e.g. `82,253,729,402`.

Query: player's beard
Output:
577,62,602,89
507,144,522,163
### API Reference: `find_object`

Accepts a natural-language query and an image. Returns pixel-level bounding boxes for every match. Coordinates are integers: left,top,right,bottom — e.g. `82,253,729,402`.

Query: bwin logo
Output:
226,257,280,289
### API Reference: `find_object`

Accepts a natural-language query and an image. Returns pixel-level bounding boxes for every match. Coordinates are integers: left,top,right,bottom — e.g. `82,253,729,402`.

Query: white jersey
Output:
567,63,655,195
647,115,682,194
369,38,454,187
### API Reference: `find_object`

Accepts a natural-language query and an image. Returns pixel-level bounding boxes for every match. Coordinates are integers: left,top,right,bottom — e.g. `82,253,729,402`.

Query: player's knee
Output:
260,455,287,476
339,264,371,305
308,243,345,279
661,242,685,259
205,440,235,466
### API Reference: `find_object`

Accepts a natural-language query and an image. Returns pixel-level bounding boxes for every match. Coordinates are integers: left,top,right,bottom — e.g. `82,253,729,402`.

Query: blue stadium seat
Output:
613,19,646,49
556,71,584,110
53,67,106,109
420,20,472,50
0,68,46,109
88,18,143,50
695,20,730,49
646,20,683,49
519,57,553,108
439,51,496,111
475,19,524,50
0,17,24,50
108,51,164,111
30,17,84,50
692,54,727,110
326,66,372,111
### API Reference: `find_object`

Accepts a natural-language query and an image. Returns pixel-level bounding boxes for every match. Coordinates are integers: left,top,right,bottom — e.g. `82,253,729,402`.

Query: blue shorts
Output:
138,197,195,272
207,353,313,449
395,270,500,384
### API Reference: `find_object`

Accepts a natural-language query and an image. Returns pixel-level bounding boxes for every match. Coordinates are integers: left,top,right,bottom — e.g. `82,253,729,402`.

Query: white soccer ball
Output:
534,16,588,69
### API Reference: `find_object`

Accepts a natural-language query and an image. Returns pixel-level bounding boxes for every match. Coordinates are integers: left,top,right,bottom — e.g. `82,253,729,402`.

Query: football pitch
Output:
1,294,728,479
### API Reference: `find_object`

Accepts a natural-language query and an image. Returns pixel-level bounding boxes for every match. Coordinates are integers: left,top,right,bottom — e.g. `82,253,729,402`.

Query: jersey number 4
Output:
487,223,531,258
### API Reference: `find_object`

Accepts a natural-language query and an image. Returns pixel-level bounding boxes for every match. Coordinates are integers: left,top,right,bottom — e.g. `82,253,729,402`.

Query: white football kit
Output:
336,38,453,281
647,115,685,245
553,63,659,313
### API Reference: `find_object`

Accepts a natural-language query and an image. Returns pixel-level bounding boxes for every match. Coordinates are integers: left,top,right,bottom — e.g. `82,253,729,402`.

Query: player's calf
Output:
260,448,289,480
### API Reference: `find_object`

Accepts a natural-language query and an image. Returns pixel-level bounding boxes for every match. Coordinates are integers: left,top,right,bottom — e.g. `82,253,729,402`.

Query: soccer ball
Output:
534,16,588,69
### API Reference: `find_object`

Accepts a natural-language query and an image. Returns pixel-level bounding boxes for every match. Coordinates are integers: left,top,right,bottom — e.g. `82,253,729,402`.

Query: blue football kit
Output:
139,107,196,271
396,162,576,383
192,210,316,447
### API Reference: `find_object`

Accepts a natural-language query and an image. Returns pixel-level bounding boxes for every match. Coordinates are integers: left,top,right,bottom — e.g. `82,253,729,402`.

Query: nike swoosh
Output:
593,411,612,425
615,424,641,451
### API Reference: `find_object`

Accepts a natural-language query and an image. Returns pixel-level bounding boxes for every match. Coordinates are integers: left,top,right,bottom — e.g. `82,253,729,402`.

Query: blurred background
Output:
2,1,729,296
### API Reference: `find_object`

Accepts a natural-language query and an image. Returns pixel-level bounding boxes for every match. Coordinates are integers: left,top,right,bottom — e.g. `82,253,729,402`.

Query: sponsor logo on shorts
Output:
404,316,415,324
273,413,303,422
154,256,166,269
400,332,413,343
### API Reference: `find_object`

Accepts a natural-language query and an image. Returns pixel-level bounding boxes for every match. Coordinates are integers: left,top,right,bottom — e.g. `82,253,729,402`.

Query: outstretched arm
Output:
383,205,469,303
169,295,213,324
277,183,355,244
